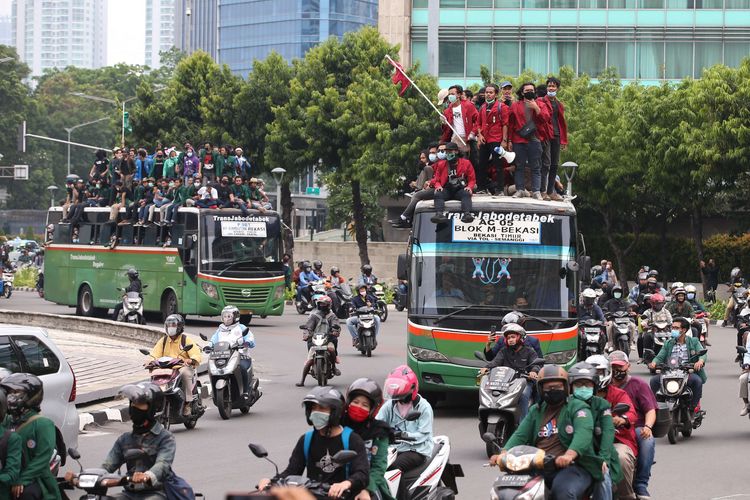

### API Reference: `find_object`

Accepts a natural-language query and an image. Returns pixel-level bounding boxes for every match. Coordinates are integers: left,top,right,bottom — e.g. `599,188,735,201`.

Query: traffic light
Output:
123,111,132,134
17,121,26,153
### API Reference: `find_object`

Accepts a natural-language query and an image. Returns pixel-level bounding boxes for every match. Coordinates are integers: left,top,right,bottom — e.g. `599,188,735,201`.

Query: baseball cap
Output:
436,88,449,105
608,350,629,366
500,81,512,88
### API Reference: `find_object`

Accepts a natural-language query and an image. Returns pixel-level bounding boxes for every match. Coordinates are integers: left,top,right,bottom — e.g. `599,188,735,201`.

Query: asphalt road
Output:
10,291,750,499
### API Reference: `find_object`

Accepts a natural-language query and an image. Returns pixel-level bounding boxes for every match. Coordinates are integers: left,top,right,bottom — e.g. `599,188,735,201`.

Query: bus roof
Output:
47,206,280,216
414,194,576,216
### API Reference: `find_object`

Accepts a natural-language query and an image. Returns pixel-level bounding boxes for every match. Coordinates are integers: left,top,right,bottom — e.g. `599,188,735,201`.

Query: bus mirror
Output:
567,260,580,272
578,255,591,283
397,254,408,281
184,238,194,249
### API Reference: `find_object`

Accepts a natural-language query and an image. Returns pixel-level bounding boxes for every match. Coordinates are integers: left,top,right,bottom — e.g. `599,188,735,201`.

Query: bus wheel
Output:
76,285,94,317
161,290,178,322
240,314,253,325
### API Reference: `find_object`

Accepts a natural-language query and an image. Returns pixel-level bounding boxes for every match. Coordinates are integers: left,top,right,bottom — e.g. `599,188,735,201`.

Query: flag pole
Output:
385,54,466,146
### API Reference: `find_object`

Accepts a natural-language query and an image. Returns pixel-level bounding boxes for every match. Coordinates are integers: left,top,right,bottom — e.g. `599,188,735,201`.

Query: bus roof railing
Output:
48,206,280,216
414,193,576,216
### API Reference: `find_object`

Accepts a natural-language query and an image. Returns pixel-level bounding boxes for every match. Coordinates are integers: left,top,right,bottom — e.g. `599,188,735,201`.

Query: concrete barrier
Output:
292,241,406,284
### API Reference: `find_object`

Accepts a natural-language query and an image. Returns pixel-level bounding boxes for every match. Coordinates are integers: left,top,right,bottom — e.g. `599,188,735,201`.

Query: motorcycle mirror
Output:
643,348,656,360
737,346,748,354
143,284,149,289
124,449,148,462
298,325,307,330
612,402,630,415
67,447,81,460
182,344,194,352
332,450,358,465
138,348,150,356
558,267,567,280
404,410,422,421
474,350,487,361
481,432,503,454
248,443,269,458
199,333,208,341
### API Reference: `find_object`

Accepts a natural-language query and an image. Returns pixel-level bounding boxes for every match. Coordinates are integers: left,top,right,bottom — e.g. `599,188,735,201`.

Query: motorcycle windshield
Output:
488,366,516,385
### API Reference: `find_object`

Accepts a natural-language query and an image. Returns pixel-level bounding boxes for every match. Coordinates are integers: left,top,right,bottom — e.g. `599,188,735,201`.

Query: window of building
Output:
440,0,467,6
523,0,550,6
694,0,723,7
412,40,428,70
693,42,721,77
725,42,750,66
637,41,665,79
522,41,548,73
468,0,494,6
578,0,607,7
495,0,522,5
439,41,465,77
639,0,664,7
725,0,749,7
494,41,520,76
665,42,693,79
608,41,635,78
413,0,428,6
467,41,492,77
608,0,637,7
579,41,606,77
551,0,577,7
549,41,577,72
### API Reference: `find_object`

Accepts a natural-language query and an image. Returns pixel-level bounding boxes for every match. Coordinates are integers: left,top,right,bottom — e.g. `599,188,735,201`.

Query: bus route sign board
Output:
451,212,548,244
220,220,267,238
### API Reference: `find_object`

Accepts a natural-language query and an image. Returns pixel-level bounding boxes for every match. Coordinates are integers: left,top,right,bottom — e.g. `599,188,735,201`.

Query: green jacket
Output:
12,411,61,499
0,420,22,500
163,157,180,179
666,301,694,319
504,398,603,481
367,436,394,500
132,185,146,204
653,335,708,382
214,154,227,177
231,184,251,201
171,186,189,206
586,396,622,484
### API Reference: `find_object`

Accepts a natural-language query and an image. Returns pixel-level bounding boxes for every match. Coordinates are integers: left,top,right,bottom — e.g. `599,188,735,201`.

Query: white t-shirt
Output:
452,104,465,137
198,186,218,199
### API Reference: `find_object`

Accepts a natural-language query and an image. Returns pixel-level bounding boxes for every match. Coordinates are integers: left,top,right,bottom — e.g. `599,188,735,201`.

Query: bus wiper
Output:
434,305,506,325
217,259,266,275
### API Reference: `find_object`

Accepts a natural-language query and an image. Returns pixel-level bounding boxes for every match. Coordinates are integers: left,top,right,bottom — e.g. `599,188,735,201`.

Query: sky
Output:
0,0,147,66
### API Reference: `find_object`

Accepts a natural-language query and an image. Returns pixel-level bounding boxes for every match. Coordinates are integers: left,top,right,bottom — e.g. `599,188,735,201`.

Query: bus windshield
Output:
200,214,281,272
410,211,576,320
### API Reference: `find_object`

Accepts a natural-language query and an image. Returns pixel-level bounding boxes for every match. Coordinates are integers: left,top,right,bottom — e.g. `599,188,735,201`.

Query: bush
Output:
14,265,38,288
707,299,727,321
284,283,296,302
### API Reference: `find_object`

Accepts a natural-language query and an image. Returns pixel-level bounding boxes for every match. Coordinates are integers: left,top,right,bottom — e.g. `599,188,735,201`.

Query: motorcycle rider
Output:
725,267,746,325
666,287,694,319
0,373,61,500
357,264,378,288
297,295,342,386
629,273,649,308
685,285,706,313
607,350,657,500
640,293,672,360
602,285,637,352
586,355,639,500
480,323,543,420
207,305,256,400
112,268,143,321
149,315,202,416
376,365,434,474
347,284,381,348
0,384,22,500
648,317,707,415
579,288,605,322
298,261,323,305
327,266,348,316
342,379,394,500
484,312,544,359
312,260,326,280
258,387,370,499
738,332,750,416
489,365,602,499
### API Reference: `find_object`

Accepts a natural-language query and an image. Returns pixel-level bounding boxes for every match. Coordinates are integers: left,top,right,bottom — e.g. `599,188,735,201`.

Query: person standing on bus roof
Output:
429,142,476,225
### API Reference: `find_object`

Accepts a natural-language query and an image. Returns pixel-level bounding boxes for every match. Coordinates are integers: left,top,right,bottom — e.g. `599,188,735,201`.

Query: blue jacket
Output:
299,271,322,288
134,157,154,181
209,323,255,358
376,396,434,457
579,304,605,322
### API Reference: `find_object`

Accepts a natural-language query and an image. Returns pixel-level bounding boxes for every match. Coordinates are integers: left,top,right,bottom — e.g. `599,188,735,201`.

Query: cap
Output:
436,88,449,105
500,81,512,88
608,350,629,366
249,177,259,183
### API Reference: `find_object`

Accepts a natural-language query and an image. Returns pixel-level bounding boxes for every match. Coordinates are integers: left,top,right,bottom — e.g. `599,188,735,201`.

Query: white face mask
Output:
167,326,178,336
187,151,193,157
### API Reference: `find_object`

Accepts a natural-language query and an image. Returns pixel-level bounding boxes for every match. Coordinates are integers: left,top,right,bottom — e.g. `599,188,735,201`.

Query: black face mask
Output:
542,388,567,406
612,370,627,381
130,406,151,429
523,91,536,100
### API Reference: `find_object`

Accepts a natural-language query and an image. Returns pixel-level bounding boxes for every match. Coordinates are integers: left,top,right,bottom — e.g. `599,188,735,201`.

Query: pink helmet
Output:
650,293,665,304
384,365,419,403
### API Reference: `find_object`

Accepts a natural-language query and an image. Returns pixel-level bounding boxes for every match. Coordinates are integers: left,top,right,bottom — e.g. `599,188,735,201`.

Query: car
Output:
0,325,79,450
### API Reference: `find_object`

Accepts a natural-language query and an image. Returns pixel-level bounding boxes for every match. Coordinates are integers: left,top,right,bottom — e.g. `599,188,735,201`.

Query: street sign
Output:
14,165,28,180
306,187,320,195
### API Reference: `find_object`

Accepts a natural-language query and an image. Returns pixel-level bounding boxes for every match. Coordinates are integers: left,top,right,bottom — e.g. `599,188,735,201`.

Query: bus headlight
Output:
273,286,284,300
544,349,577,365
201,282,219,299
409,346,449,363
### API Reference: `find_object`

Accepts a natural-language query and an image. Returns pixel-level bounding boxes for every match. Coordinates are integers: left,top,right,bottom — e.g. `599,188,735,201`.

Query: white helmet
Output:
586,354,612,390
581,288,597,299
670,281,685,293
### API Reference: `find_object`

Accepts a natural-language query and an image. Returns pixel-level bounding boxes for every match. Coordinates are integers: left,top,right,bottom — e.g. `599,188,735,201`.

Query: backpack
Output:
0,429,11,468
161,333,187,353
164,471,195,500
303,426,352,479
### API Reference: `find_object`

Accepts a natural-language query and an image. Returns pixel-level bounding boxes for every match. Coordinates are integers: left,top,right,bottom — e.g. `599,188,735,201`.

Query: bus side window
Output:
78,225,93,245
55,224,71,244
185,213,198,231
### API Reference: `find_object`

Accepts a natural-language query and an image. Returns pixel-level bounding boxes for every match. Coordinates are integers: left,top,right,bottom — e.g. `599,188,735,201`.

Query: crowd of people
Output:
392,78,568,229
59,142,274,230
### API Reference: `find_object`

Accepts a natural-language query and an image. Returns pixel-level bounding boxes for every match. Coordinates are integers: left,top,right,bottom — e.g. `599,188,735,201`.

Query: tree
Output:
0,48,30,166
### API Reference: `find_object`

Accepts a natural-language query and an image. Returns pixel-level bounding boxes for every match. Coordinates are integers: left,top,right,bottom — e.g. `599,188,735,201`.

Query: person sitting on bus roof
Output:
430,142,476,225
64,179,87,226
152,178,174,225
184,174,203,207
195,181,219,208
110,180,132,225
231,175,251,215
122,178,145,225
135,178,157,227
248,178,272,212
164,178,187,226
215,175,237,211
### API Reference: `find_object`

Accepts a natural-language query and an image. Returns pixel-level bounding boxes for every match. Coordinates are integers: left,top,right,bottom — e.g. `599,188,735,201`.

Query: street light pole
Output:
63,117,109,175
271,167,286,213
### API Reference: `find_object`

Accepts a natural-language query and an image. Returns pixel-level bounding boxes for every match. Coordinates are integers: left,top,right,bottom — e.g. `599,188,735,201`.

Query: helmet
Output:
302,260,312,271
118,382,164,415
65,174,81,185
612,285,623,297
650,293,665,305
346,378,383,419
730,267,742,283
315,294,332,312
567,362,599,391
648,269,659,278
361,264,372,275
638,272,648,282
591,265,603,278
501,311,522,325
313,260,323,271
670,281,685,293
501,322,526,341
536,365,569,393
581,288,597,305
221,305,240,326
0,373,44,416
647,277,657,286
164,314,184,336
673,287,687,300
330,266,340,275
127,268,139,280
685,284,697,300
384,365,419,403
303,386,345,427
585,355,611,390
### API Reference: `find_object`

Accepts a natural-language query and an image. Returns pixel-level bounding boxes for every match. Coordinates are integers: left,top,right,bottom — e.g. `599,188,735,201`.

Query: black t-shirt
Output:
216,184,232,202
93,159,109,175
278,429,369,494
120,159,133,176
110,186,133,205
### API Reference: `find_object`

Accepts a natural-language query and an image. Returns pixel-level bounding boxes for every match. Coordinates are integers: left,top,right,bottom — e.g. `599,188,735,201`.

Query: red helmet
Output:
650,293,665,304
315,295,332,310
384,365,418,403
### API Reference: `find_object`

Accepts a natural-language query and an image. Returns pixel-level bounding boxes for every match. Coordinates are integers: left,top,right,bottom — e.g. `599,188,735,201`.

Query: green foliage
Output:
285,283,297,302
14,265,38,288
23,226,35,240
707,299,726,317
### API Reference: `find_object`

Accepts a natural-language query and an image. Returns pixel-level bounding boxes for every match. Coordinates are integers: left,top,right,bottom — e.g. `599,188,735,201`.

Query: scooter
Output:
474,351,542,458
692,312,709,347
64,447,143,499
116,284,148,324
199,334,262,420
138,345,205,430
394,280,408,312
299,323,338,387
2,269,14,299
642,318,671,368
330,280,353,319
385,413,462,500
35,271,44,298
736,307,750,363
296,280,327,314
648,348,707,444
370,283,389,323
578,318,606,360
352,306,378,357
727,285,748,327
607,310,633,355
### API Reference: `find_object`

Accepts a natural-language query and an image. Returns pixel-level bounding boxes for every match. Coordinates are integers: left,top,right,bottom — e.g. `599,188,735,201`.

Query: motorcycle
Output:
199,334,262,420
300,323,338,387
394,280,408,312
728,286,748,327
607,310,633,355
353,306,378,357
474,351,542,458
385,411,462,500
296,279,327,315
369,283,389,323
247,442,358,500
642,318,671,367
116,285,148,325
648,348,707,444
36,271,44,298
578,318,606,360
330,280,353,319
692,312,709,348
64,447,145,499
736,306,750,363
138,345,205,430
2,269,14,299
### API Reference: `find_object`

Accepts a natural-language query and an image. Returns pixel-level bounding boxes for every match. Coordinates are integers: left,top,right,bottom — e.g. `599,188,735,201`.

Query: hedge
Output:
584,233,750,283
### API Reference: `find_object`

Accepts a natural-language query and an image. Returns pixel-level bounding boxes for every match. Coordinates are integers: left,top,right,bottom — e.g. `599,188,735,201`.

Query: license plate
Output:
239,309,252,315
488,382,510,391
498,474,532,487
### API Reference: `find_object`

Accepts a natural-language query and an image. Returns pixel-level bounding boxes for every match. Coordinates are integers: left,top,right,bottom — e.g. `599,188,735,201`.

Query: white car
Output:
0,325,79,450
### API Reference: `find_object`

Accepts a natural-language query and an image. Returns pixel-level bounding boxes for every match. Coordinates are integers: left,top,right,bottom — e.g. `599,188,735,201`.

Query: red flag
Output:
389,58,411,97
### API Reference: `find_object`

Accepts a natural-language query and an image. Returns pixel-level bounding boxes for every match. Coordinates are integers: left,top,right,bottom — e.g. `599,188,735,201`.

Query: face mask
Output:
96,184,101,189
547,91,557,97
542,388,567,406
347,405,370,423
130,406,150,427
437,151,446,160
612,370,627,381
428,153,437,163
167,326,178,337
446,152,457,162
671,329,681,339
187,151,193,157
573,386,594,401
194,182,201,188
309,410,330,430
613,292,622,299
169,182,175,188
448,94,458,103
148,183,154,187
523,91,536,100
485,98,495,105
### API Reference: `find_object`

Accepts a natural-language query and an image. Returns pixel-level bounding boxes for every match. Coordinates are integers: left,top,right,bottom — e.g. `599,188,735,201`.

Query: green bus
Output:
44,206,285,323
397,195,588,401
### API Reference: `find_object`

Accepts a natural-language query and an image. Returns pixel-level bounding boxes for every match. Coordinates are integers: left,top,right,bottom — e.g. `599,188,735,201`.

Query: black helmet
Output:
303,260,312,271
313,260,323,270
346,378,383,419
567,362,599,390
127,268,139,280
647,269,659,279
164,314,184,336
65,174,81,185
0,372,44,416
612,285,623,296
303,386,345,427
361,264,372,274
119,382,165,415
330,266,340,275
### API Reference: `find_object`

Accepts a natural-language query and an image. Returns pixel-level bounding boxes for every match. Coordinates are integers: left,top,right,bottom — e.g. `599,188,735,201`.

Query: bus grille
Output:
221,286,271,306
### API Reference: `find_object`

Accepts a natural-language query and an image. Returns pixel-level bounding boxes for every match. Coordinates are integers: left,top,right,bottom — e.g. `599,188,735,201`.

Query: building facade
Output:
11,0,107,77
218,0,378,77
392,0,750,86
175,0,219,59
145,0,176,68
0,16,13,47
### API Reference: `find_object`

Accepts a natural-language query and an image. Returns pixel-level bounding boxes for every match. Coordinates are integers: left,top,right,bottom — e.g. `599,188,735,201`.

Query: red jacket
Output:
605,384,639,457
440,100,478,143
540,96,568,145
431,158,476,191
478,100,509,143
508,100,551,144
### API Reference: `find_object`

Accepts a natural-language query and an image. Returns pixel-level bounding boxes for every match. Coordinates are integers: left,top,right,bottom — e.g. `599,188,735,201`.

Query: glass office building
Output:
410,0,750,86
219,0,378,77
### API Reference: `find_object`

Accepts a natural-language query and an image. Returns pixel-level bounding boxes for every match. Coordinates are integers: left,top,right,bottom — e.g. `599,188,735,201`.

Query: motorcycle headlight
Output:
201,282,219,299
273,286,284,300
665,380,681,395
409,346,449,363
77,474,98,488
